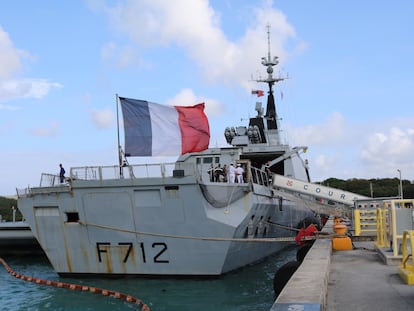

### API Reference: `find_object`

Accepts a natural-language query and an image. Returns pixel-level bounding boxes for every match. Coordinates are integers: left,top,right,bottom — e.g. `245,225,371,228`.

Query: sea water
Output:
0,246,297,311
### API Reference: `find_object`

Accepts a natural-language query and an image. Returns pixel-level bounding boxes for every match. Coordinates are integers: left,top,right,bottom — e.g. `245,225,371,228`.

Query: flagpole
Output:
116,94,123,177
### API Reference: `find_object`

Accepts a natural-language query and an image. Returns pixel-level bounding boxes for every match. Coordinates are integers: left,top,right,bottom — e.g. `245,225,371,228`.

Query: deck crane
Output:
272,174,370,215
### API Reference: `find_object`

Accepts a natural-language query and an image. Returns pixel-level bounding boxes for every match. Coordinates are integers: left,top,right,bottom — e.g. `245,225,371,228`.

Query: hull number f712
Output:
96,242,169,263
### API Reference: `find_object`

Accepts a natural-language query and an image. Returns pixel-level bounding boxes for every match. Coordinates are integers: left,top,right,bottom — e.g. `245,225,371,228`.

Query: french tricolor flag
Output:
119,97,210,156
251,89,264,97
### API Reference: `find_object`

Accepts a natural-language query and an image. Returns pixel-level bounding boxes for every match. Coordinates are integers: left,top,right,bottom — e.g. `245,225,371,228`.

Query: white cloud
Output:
165,88,224,117
103,0,303,90
91,107,114,129
310,153,339,179
286,112,346,146
0,78,62,101
291,115,414,181
360,126,414,177
107,0,220,47
0,25,23,79
0,26,62,101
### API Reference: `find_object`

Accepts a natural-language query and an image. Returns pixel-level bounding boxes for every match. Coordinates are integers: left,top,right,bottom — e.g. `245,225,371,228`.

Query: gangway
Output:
272,174,370,215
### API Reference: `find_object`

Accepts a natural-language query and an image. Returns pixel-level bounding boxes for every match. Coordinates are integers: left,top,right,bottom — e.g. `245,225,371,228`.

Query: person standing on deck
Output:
222,164,228,183
214,164,224,182
236,163,244,183
229,163,236,183
207,164,214,182
59,164,65,183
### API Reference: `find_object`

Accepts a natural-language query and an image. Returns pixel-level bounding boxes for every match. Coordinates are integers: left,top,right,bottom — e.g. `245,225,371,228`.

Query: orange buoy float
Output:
0,257,150,310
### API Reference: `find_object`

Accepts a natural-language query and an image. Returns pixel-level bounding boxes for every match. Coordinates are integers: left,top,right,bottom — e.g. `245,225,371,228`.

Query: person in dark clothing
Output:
59,163,65,183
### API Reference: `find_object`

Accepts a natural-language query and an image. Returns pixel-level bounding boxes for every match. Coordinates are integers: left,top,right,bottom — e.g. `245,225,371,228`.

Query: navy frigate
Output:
16,30,321,277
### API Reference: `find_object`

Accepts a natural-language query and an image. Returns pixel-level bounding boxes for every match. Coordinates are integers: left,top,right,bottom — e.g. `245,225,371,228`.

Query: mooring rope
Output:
0,258,150,311
266,220,301,232
79,221,300,242
224,182,239,214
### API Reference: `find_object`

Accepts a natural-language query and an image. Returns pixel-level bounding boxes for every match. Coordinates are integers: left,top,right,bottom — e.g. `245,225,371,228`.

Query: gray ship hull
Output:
17,165,313,276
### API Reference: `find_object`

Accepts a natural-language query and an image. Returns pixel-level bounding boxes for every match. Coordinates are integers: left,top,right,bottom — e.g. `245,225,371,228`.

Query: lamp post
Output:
397,169,403,199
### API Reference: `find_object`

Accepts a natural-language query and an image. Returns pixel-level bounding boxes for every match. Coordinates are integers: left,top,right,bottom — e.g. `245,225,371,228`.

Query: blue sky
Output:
1,0,413,195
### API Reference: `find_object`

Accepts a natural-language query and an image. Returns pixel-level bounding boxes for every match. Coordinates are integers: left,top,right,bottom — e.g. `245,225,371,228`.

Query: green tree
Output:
0,196,21,221
319,178,412,199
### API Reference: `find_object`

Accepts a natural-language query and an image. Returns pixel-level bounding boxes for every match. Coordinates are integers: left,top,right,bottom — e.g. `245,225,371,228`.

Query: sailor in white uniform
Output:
229,163,236,183
236,163,244,183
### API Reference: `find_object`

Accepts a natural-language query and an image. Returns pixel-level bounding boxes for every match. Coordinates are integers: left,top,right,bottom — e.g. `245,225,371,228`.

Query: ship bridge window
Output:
197,157,220,164
65,212,79,223
203,157,212,164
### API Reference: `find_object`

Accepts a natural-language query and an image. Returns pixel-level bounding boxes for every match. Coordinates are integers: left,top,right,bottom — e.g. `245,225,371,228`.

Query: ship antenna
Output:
258,24,285,93
255,24,285,131
267,23,272,68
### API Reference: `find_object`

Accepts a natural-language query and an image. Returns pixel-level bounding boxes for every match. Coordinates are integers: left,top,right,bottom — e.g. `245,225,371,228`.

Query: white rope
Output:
267,221,301,232
78,221,304,243
224,184,238,214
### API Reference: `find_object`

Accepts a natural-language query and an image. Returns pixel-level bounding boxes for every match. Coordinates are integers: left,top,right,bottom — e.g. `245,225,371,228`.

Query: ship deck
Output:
270,218,414,311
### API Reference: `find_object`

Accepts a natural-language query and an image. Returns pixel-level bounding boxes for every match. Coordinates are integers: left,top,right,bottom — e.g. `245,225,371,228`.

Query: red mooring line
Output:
0,257,150,311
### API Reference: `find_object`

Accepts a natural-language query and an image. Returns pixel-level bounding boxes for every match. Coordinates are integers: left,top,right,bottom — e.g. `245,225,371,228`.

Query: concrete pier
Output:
270,219,414,311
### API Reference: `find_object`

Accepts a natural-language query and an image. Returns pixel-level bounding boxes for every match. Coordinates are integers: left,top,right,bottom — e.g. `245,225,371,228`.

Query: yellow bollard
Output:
332,219,353,251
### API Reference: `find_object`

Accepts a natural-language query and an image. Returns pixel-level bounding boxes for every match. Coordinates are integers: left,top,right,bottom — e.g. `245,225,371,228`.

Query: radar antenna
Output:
254,24,286,131
257,23,285,92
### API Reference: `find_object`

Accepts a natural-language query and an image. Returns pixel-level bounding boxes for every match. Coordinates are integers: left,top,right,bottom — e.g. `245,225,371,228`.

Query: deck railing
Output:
40,173,60,187
69,163,180,181
250,166,271,187
16,162,272,198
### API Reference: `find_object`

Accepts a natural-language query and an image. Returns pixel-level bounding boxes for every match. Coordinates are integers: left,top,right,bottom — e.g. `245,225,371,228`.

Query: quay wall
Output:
270,219,334,311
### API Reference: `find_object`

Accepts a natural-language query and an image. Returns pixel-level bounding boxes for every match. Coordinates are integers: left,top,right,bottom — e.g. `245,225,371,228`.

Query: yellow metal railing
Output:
376,208,389,248
353,209,377,236
371,199,414,256
389,199,414,256
398,230,414,284
353,199,414,256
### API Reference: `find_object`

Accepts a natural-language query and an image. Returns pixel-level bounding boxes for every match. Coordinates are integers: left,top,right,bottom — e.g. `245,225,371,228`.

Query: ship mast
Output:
224,25,286,147
255,24,285,132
